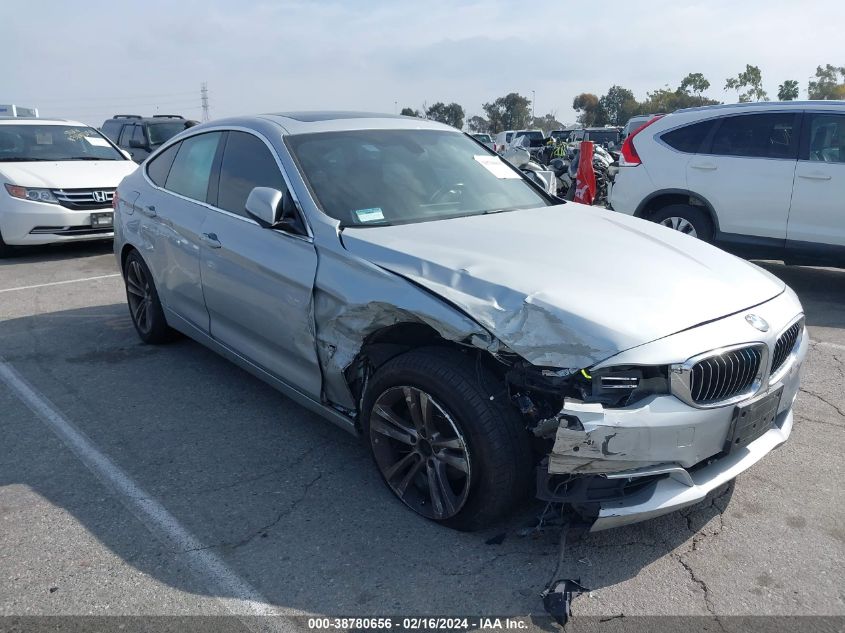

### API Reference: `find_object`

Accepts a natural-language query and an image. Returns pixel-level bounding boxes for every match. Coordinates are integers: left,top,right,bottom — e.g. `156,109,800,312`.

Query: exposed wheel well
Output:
343,322,509,425
119,243,138,273
636,191,719,232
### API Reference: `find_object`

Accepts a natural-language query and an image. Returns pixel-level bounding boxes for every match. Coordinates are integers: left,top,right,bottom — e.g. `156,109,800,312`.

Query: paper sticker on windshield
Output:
474,155,519,179
35,133,53,145
84,136,111,147
354,207,385,223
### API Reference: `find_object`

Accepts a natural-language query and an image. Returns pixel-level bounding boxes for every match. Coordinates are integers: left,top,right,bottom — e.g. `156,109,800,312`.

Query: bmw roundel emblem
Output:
745,314,770,332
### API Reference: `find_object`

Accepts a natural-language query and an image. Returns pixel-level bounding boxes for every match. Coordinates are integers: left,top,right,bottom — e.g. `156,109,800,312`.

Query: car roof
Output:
104,117,191,124
184,111,458,136
675,100,845,115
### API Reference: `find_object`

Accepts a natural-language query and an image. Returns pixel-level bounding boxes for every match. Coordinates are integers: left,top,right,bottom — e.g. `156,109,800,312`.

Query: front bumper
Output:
0,197,113,245
540,306,807,531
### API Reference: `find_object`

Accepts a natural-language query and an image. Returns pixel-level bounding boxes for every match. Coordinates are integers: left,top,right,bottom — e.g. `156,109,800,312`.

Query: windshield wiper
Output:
67,157,117,161
482,207,521,215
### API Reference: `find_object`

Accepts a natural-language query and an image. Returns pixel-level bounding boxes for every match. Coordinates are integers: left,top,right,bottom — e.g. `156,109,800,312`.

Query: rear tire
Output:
362,347,533,531
123,250,172,344
649,204,714,242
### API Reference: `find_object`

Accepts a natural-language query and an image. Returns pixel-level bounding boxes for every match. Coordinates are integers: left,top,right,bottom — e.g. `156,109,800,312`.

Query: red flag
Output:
574,141,596,205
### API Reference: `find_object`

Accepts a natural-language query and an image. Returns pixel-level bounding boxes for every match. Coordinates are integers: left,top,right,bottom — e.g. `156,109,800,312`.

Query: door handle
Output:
690,162,718,171
201,232,222,248
798,172,832,181
139,204,156,217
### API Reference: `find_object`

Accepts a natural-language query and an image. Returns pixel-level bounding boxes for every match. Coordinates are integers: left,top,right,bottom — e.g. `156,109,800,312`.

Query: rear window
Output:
661,120,716,153
709,113,798,159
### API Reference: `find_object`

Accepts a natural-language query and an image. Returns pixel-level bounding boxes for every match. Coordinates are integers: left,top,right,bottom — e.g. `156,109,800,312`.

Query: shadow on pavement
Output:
0,303,726,616
0,240,113,267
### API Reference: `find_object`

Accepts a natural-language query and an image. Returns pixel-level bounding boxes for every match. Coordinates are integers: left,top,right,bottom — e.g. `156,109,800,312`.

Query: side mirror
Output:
128,139,146,149
245,187,283,226
245,187,308,236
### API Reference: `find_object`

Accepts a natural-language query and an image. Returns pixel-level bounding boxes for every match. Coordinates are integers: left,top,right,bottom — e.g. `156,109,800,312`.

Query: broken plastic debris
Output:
541,578,587,625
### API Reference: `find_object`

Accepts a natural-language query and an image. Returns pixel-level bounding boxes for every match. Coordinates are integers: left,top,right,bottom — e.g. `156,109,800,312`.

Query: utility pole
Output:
201,82,210,122
532,90,536,122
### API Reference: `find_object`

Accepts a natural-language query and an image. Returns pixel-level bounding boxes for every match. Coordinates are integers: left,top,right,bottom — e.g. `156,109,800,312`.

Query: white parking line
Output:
0,273,121,294
0,357,286,621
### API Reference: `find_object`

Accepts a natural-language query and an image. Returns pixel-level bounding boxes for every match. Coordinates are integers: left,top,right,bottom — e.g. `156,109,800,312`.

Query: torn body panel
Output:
312,247,501,410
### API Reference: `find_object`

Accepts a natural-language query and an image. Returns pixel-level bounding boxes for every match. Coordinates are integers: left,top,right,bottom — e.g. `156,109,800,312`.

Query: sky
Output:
1,0,842,127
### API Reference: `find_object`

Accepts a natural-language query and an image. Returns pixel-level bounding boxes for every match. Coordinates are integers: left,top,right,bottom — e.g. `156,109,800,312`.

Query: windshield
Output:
584,129,619,144
148,121,188,145
0,124,124,161
472,134,492,143
287,129,553,227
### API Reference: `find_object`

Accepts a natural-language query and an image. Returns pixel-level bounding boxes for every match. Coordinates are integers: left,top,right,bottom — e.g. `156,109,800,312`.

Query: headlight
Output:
4,184,58,204
580,365,670,407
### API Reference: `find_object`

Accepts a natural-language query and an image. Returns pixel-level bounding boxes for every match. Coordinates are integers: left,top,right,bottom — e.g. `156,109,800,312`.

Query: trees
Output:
531,113,565,133
808,64,845,100
572,93,602,126
467,115,490,133
679,73,711,101
598,85,638,125
777,80,800,101
425,102,465,129
724,65,768,102
399,107,421,117
482,93,532,133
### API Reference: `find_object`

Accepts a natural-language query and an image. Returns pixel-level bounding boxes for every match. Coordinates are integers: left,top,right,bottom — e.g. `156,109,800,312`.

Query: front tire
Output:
123,250,172,344
649,204,714,242
362,347,533,531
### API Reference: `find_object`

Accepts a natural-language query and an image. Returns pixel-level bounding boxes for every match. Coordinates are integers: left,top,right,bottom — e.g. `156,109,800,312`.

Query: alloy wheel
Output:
125,259,153,335
369,386,471,520
659,216,698,237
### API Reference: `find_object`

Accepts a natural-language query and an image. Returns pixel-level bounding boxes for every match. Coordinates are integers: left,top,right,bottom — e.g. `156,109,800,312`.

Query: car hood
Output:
0,160,137,189
341,204,785,369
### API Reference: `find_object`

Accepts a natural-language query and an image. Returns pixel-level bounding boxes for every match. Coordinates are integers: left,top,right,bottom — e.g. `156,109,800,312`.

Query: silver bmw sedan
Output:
113,111,806,532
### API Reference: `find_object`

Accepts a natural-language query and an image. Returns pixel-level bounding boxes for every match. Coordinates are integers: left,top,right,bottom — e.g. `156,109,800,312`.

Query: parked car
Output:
511,129,546,148
101,114,198,163
492,129,516,152
114,111,806,532
621,114,658,140
0,117,137,255
470,132,495,150
610,101,845,268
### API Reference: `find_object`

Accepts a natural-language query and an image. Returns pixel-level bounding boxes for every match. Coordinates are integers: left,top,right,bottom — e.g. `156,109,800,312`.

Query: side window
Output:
132,125,146,147
146,143,180,187
164,132,222,202
804,113,845,164
216,132,285,216
709,113,798,159
661,119,715,153
101,121,121,142
118,125,135,146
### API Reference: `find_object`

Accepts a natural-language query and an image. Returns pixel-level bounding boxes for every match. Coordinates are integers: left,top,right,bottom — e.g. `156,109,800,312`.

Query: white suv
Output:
609,101,845,268
0,118,138,256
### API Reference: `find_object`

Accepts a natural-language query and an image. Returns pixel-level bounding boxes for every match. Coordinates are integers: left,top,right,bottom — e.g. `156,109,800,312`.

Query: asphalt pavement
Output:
0,241,842,625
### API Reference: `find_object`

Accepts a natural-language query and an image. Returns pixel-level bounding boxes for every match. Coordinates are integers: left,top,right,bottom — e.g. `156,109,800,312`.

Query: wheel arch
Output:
634,189,721,233
343,321,509,431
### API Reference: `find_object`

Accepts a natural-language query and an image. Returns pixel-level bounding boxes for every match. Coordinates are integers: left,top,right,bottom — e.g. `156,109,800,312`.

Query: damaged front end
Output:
507,362,677,513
